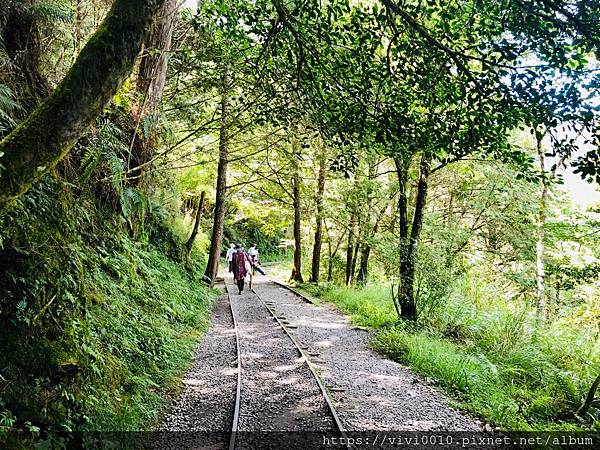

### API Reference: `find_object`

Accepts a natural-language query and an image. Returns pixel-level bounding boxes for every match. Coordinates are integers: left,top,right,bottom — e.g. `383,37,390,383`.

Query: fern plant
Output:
0,83,20,134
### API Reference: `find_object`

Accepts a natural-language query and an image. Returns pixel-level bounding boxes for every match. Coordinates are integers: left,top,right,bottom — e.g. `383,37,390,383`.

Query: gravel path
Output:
153,276,479,449
227,277,336,449
252,278,479,432
154,287,237,449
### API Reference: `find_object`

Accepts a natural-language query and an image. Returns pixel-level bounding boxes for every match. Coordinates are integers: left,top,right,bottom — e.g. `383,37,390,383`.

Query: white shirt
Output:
226,247,235,262
248,247,258,259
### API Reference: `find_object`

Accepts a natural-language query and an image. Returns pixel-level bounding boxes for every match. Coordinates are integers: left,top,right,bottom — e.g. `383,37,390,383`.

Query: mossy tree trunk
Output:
0,0,167,212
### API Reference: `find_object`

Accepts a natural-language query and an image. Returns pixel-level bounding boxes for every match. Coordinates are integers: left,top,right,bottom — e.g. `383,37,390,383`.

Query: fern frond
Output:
80,145,102,181
0,84,22,130
29,1,73,24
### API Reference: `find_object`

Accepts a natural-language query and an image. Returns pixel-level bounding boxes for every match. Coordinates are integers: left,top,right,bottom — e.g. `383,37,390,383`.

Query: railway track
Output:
224,277,347,449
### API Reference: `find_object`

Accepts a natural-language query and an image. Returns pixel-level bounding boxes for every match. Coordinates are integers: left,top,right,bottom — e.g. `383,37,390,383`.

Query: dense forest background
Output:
0,0,599,446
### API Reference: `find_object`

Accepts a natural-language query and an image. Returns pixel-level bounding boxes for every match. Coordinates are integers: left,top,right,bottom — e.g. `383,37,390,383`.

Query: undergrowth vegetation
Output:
298,280,600,430
0,173,215,446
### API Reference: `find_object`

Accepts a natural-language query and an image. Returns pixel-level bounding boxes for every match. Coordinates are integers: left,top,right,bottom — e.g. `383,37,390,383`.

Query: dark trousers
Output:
254,265,266,275
236,278,245,293
228,261,233,272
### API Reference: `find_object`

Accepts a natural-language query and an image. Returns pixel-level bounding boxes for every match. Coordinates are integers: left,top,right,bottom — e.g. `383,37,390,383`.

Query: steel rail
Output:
224,282,242,450
271,279,317,305
251,285,348,440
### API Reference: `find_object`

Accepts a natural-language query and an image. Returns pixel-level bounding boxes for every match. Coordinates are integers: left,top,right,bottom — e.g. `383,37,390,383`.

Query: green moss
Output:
0,0,167,210
0,176,216,444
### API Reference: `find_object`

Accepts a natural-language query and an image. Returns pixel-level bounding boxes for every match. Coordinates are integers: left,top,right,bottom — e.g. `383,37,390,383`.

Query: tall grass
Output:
300,282,396,328
296,280,600,430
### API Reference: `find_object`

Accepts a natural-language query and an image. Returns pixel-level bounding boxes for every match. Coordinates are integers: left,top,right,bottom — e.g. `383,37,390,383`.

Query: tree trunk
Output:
535,131,547,323
357,200,387,284
290,150,304,283
185,191,205,257
1,0,50,106
0,0,167,212
355,161,377,284
310,153,327,283
137,0,177,116
395,154,430,320
345,215,356,286
576,372,600,417
325,222,344,283
203,71,229,285
130,0,177,184
357,244,371,284
394,156,409,315
73,0,84,63
351,229,360,281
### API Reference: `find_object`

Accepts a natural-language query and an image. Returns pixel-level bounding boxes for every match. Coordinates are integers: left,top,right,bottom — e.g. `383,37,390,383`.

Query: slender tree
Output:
204,70,230,285
310,151,327,283
186,190,206,257
535,130,548,322
290,140,304,283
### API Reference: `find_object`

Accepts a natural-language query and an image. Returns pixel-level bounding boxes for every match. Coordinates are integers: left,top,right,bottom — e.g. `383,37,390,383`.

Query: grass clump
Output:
299,282,397,328
300,279,600,431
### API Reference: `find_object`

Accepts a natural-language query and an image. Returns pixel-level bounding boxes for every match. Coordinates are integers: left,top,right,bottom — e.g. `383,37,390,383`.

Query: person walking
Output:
248,244,266,275
225,243,236,273
231,245,251,294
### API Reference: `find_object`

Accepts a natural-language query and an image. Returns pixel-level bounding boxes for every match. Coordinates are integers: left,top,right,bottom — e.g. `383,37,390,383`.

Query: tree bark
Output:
345,215,356,286
309,153,327,283
535,131,547,323
290,148,304,283
137,0,177,117
0,0,167,212
203,71,229,285
185,191,205,257
395,154,430,320
130,0,177,185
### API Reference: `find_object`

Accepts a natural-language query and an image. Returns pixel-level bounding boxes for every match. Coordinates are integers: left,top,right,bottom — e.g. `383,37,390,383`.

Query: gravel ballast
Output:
252,278,479,432
228,277,335,433
154,287,237,449
154,276,482,449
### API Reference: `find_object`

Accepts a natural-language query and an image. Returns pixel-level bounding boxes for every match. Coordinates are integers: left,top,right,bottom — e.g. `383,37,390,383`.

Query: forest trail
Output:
252,279,479,432
158,274,479,448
